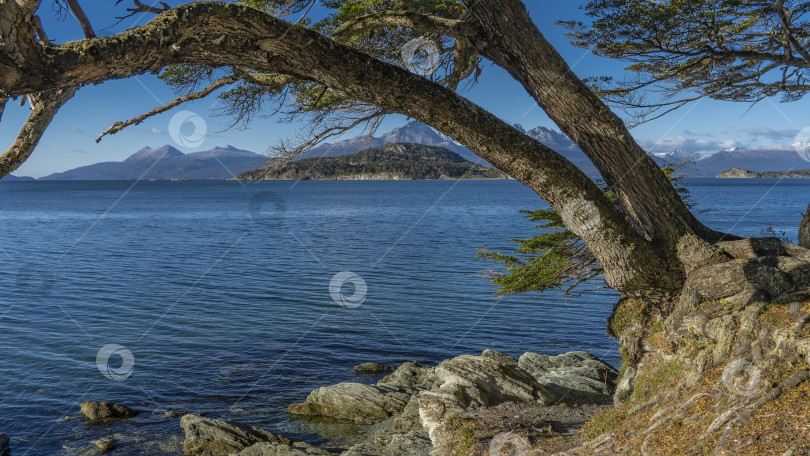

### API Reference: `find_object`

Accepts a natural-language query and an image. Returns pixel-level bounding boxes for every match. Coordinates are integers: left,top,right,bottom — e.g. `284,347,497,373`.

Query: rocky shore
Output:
3,349,617,455
178,349,617,456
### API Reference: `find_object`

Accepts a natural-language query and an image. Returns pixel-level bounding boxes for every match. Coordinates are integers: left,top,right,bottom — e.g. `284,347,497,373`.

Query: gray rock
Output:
518,351,618,400
376,362,432,390
91,437,117,452
180,414,291,455
288,383,411,424
80,401,139,420
354,363,396,374
238,441,333,455
481,349,518,365
428,352,555,408
392,395,422,432
418,352,555,455
0,433,9,456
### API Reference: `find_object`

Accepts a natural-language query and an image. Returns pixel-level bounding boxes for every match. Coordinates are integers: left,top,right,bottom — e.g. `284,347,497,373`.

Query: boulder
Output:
418,350,555,455
427,351,555,408
180,414,291,455
237,441,333,455
80,402,139,420
354,362,396,374
517,351,618,400
288,383,411,424
376,362,432,390
0,433,9,456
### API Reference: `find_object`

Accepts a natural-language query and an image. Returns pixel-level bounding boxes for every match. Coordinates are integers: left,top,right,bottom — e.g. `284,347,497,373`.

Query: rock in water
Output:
80,402,139,420
287,383,411,424
354,362,396,374
518,351,618,401
91,437,116,452
376,362,432,390
0,433,9,456
180,414,292,455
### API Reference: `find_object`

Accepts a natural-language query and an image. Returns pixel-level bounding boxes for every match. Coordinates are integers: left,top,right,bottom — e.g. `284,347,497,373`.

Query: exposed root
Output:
569,239,810,455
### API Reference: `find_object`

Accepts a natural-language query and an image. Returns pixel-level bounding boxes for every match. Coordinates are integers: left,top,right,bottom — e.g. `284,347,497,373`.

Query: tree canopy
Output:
562,0,810,123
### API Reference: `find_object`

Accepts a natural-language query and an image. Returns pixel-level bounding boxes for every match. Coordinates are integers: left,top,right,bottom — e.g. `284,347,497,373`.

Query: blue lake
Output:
0,178,808,454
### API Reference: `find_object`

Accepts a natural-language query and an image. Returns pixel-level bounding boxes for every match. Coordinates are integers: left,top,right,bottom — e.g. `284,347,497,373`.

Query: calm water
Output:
0,178,807,454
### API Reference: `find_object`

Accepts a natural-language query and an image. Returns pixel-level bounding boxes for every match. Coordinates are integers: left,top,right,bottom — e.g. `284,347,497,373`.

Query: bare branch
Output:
0,97,7,124
32,15,50,44
267,108,390,166
96,75,238,142
107,0,171,30
0,87,77,178
65,0,96,38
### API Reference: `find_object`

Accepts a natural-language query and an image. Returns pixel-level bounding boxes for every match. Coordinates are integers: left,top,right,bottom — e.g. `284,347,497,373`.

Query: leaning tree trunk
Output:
462,0,730,271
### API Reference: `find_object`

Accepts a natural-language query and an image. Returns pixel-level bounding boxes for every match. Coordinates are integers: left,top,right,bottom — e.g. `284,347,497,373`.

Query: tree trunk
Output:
462,0,729,254
800,204,810,248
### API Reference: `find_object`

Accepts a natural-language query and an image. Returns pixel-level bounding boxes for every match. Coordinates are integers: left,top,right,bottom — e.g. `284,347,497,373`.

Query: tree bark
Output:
800,204,810,248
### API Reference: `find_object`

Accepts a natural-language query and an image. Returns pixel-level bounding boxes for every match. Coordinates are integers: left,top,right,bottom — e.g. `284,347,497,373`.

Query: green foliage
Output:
479,165,691,296
560,0,810,122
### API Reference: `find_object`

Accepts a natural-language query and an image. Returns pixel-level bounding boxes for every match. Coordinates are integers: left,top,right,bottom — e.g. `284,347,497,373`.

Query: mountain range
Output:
4,122,808,180
37,145,265,180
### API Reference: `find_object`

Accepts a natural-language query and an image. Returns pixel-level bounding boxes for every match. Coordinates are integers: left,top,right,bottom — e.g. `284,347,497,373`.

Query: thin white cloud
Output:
639,135,741,154
150,128,168,135
742,127,799,141
68,126,85,134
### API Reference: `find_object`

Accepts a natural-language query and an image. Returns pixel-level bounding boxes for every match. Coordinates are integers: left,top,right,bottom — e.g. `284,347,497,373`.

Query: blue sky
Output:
2,1,808,177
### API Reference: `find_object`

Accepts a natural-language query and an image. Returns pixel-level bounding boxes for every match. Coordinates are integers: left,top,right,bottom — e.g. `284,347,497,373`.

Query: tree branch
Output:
775,0,810,67
0,87,77,178
96,74,239,142
332,11,468,42
65,0,96,39
32,15,50,44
